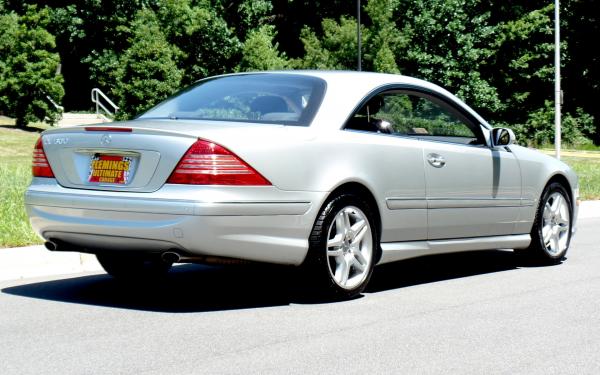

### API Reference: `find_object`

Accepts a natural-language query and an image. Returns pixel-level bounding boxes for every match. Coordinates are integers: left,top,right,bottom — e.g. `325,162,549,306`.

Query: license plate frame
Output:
88,154,135,185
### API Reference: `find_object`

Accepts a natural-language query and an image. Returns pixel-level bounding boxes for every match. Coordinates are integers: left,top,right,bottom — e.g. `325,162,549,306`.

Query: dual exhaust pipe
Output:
45,241,186,262
44,241,246,265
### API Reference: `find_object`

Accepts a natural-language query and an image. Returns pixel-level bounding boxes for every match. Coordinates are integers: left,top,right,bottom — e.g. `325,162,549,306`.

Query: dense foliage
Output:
0,0,597,146
0,5,64,127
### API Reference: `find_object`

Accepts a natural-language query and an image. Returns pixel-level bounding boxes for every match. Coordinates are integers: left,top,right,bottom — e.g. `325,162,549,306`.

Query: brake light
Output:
32,137,55,178
84,127,132,132
167,139,271,185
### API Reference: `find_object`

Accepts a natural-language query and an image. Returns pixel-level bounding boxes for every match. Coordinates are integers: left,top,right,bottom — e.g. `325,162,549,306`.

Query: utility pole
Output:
357,0,362,71
555,0,561,159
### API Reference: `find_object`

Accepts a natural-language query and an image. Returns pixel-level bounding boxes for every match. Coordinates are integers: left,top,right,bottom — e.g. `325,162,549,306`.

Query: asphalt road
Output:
1,218,599,375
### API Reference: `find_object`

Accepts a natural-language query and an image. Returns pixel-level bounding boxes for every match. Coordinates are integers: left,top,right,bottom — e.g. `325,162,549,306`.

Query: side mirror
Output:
491,127,515,147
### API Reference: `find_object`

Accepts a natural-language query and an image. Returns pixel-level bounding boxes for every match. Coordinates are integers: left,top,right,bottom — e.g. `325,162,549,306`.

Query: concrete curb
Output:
1,201,599,282
577,200,600,219
0,246,101,282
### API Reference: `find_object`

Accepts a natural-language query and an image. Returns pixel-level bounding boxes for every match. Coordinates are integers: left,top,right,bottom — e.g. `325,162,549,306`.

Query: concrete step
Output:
58,113,112,127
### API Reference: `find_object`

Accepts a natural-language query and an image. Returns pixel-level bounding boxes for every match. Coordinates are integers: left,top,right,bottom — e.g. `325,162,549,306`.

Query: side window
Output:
346,90,484,145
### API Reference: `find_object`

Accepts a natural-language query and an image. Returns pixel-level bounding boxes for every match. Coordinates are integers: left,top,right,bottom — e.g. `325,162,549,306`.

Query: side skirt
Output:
378,234,531,265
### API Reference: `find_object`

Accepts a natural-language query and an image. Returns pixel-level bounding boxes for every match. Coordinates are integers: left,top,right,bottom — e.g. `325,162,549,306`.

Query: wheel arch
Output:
320,181,383,262
545,173,573,208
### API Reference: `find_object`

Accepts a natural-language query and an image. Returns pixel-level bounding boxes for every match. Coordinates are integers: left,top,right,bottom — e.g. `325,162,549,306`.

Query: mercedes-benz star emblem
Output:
100,134,112,146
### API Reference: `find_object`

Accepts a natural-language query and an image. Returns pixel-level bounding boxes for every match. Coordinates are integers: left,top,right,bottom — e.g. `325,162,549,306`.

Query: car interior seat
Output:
250,96,289,116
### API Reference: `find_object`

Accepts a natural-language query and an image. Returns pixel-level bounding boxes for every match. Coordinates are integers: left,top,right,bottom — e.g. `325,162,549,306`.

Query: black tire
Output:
303,193,378,300
520,182,572,264
96,253,173,280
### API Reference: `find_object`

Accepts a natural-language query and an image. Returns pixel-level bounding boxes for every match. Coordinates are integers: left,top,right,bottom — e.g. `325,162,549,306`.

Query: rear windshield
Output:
138,73,326,126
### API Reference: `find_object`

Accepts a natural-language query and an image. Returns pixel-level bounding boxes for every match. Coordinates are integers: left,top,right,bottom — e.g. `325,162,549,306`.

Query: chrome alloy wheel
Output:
541,192,570,256
326,206,373,290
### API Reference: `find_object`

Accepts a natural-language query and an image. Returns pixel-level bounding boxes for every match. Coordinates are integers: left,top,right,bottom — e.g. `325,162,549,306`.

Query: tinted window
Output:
139,74,326,126
346,90,483,145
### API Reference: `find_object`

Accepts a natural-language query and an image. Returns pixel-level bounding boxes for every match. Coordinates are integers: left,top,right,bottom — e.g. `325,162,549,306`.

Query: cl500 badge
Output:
44,137,69,145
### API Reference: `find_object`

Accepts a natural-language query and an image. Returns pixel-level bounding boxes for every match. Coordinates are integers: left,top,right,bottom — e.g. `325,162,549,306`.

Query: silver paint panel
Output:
422,141,522,239
379,234,531,264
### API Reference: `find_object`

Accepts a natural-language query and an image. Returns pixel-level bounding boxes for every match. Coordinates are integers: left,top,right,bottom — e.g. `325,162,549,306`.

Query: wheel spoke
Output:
335,213,345,236
353,249,367,267
327,233,344,249
351,225,368,246
543,203,553,220
335,257,350,285
350,219,366,236
550,233,559,253
558,204,569,223
352,255,366,272
343,210,352,233
328,248,343,257
542,225,552,245
557,224,569,233
551,195,562,214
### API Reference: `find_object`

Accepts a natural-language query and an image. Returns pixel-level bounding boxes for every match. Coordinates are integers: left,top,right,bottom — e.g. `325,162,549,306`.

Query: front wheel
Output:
521,182,572,264
304,194,378,299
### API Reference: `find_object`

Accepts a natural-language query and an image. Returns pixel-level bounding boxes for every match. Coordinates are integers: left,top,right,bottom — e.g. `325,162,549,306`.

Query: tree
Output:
563,0,600,142
237,25,289,71
394,0,502,116
154,0,241,84
298,17,364,70
364,0,404,73
112,9,183,118
0,6,64,127
216,0,274,41
511,100,594,147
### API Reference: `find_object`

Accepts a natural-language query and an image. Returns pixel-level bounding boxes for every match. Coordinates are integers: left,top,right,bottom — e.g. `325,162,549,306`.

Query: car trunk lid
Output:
40,119,283,192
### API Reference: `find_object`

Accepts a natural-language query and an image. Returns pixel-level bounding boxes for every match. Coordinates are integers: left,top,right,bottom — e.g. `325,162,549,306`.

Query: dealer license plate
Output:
88,154,134,184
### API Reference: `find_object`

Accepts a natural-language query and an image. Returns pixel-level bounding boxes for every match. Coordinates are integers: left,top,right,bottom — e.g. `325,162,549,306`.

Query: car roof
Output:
202,70,491,130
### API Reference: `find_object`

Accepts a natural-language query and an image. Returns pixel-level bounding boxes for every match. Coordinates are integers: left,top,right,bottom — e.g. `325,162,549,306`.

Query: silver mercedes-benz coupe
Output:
26,71,578,298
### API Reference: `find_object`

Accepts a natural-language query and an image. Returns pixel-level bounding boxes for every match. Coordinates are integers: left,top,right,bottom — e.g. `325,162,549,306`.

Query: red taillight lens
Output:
84,127,132,132
32,137,54,178
167,139,271,185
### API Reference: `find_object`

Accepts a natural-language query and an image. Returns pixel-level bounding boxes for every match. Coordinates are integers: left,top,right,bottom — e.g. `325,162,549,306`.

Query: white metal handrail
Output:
45,95,64,113
91,88,119,117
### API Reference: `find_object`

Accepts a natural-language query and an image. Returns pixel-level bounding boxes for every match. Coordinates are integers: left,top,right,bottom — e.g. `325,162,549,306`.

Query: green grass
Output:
561,156,600,200
0,117,599,248
0,119,49,247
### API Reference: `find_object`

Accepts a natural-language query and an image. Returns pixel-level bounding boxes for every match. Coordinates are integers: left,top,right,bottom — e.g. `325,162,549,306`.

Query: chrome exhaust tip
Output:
44,241,58,251
161,251,181,264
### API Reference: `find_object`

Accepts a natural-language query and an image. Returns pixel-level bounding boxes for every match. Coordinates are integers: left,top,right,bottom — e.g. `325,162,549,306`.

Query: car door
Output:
343,93,428,243
394,90,522,239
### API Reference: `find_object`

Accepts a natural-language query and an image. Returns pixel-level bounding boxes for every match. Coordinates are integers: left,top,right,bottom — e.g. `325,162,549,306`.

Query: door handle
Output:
427,153,446,168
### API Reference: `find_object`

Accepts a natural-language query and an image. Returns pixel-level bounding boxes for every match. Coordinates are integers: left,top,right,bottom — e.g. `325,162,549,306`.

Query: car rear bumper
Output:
25,178,325,265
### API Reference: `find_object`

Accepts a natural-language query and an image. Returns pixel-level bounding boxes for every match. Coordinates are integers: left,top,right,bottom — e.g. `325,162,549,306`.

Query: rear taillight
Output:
32,137,54,178
167,139,271,185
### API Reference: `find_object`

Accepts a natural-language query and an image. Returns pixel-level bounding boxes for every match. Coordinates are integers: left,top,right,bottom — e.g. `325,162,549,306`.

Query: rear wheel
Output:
96,253,173,280
521,182,572,264
305,194,377,300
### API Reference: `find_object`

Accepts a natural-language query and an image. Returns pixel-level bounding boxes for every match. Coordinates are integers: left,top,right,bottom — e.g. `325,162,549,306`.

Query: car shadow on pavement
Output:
2,249,540,313
366,249,525,293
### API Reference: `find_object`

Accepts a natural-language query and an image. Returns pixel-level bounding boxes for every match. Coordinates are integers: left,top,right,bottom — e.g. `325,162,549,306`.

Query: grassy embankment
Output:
1,120,599,247
0,119,49,247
